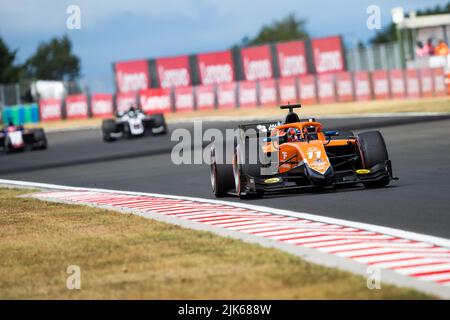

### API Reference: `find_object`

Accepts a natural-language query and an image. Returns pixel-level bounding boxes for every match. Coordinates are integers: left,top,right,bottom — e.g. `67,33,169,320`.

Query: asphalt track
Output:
1,115,450,239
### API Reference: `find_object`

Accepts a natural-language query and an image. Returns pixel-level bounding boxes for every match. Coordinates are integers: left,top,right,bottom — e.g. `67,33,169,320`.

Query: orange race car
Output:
210,104,397,199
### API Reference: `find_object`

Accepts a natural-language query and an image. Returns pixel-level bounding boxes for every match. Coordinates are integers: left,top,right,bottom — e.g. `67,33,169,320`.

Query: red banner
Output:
66,94,88,119
238,81,257,108
156,55,191,89
39,98,62,121
115,60,149,93
140,88,172,114
336,72,354,102
432,68,447,96
406,69,420,99
276,41,307,78
91,94,113,118
175,86,194,112
195,85,215,111
116,92,136,113
317,73,336,104
311,36,345,74
197,50,234,85
389,70,406,99
258,79,278,107
354,71,371,101
278,77,298,105
298,75,317,105
372,70,390,100
217,82,236,109
241,45,273,81
420,68,433,97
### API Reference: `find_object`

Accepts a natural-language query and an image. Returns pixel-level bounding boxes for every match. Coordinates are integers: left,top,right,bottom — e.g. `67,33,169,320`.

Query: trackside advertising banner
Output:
39,98,62,121
197,50,234,85
91,93,113,118
238,81,257,108
420,68,433,97
195,85,215,111
116,92,136,113
66,94,89,119
335,72,354,102
217,82,236,109
372,70,390,100
354,71,372,101
389,70,406,99
140,88,172,114
276,41,308,78
298,75,317,105
258,79,278,107
317,73,336,104
432,68,447,96
278,77,298,104
241,45,273,81
311,36,345,74
115,60,150,93
406,69,421,98
156,55,191,89
174,86,194,112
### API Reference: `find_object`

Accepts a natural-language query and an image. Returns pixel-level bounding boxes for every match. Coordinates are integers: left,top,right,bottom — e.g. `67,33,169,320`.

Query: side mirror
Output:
324,131,339,137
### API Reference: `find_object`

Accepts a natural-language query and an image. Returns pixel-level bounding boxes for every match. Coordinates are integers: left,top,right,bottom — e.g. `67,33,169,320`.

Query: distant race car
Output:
0,123,47,153
101,107,167,142
210,104,397,198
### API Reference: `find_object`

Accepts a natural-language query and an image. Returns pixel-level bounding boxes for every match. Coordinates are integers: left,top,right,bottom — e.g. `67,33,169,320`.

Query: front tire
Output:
102,119,116,142
3,137,11,154
32,129,47,149
151,114,167,135
123,122,132,139
357,131,390,188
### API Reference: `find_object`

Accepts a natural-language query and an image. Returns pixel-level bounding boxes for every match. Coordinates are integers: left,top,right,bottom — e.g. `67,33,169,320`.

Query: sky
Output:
0,0,448,92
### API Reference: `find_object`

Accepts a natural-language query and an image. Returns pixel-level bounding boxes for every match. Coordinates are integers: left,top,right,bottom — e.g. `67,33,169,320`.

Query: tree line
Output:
0,35,80,84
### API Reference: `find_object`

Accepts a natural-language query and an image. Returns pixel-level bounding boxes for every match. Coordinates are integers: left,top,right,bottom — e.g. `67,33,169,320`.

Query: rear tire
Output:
210,145,234,197
357,131,390,188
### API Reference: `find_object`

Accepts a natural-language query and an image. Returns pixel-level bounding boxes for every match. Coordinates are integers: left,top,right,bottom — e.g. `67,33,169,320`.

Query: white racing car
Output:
101,107,167,142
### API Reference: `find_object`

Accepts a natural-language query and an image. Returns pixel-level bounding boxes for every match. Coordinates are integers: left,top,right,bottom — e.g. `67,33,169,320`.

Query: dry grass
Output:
25,96,450,132
0,188,433,299
165,96,450,121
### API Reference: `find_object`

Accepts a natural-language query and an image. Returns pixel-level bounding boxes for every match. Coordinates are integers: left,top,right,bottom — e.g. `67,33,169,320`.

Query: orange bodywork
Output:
262,121,357,174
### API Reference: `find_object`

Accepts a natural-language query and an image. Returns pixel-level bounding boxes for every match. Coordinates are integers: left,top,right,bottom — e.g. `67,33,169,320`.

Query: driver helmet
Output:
128,103,137,113
286,127,301,142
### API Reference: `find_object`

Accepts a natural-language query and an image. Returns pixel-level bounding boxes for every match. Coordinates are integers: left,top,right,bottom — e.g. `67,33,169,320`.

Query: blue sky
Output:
0,0,448,92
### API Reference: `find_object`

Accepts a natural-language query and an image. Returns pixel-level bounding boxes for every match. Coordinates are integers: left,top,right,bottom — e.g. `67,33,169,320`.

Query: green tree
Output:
370,2,450,44
25,35,80,81
240,13,309,46
0,37,22,83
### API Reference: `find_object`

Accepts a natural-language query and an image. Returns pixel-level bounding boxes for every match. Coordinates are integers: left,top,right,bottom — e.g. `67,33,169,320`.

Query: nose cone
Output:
305,165,334,185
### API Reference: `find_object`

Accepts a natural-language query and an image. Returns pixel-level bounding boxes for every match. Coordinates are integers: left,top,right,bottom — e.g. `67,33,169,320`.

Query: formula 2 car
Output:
210,104,397,198
102,106,167,142
0,122,47,153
